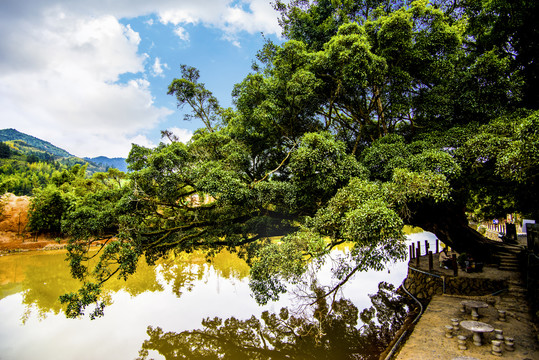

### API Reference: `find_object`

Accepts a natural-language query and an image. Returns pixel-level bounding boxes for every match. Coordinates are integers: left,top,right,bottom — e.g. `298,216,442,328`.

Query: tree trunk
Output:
408,202,502,262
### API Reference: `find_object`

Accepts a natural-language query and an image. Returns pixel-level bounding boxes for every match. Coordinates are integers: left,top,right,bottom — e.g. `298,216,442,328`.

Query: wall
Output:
404,266,507,300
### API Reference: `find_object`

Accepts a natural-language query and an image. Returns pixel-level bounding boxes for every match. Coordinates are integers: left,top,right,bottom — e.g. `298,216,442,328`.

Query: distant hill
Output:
85,156,128,172
0,128,71,157
0,128,127,173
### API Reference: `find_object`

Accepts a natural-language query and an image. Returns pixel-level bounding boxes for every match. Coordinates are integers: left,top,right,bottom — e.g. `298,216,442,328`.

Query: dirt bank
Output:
0,193,66,253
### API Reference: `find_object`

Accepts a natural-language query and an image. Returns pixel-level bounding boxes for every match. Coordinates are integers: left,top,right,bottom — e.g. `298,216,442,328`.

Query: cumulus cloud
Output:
129,134,158,149
0,0,281,156
0,9,171,157
168,127,193,143
158,0,281,45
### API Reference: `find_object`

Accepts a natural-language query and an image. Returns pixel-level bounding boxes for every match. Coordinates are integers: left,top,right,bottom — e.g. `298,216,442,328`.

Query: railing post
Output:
416,247,421,267
409,245,413,260
425,240,429,254
417,241,421,256
436,239,439,254
452,254,458,276
429,251,433,271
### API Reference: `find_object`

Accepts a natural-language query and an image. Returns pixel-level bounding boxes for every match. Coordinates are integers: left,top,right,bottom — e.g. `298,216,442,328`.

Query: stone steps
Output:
498,264,519,271
498,267,519,271
494,245,522,271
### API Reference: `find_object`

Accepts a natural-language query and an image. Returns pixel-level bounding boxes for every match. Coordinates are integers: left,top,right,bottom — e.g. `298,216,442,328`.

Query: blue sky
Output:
0,0,283,157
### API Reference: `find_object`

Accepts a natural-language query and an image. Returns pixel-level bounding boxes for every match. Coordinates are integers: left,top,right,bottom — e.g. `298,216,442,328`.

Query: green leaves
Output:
168,65,223,132
460,109,539,219
387,168,452,208
50,0,539,320
249,229,327,305
495,110,539,182
59,282,105,319
290,132,368,210
28,185,71,234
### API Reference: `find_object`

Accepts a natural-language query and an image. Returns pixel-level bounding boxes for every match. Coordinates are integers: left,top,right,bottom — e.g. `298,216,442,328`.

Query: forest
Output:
7,0,538,319
0,130,116,196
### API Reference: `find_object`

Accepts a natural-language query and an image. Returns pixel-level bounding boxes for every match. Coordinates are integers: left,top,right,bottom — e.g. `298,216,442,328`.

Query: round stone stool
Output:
491,340,503,356
457,335,467,350
445,325,454,338
451,318,460,331
498,309,507,322
504,337,515,351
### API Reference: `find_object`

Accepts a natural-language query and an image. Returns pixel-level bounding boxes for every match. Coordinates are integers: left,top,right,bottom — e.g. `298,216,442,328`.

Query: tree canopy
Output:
33,0,538,318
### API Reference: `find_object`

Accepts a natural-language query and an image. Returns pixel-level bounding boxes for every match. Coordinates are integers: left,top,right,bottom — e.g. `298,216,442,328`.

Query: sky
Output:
0,0,283,158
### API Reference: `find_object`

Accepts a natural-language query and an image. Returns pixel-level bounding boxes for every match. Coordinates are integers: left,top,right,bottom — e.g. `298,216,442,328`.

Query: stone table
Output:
461,300,488,320
460,320,494,346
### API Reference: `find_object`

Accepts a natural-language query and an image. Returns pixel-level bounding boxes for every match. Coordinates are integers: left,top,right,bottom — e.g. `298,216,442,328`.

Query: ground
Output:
394,238,539,360
0,193,67,253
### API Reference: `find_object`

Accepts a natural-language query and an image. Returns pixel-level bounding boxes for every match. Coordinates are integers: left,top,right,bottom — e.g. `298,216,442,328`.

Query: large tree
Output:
55,0,537,318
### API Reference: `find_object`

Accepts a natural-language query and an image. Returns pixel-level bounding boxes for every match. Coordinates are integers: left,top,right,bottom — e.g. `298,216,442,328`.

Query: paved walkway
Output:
395,239,538,359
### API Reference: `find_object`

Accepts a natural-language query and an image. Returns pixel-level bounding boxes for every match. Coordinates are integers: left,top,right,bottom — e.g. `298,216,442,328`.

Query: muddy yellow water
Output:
0,231,436,359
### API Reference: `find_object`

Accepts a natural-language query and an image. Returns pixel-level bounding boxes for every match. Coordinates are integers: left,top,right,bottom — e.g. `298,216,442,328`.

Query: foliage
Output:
0,160,60,196
57,0,539,320
0,128,71,157
28,185,71,234
459,109,539,219
168,65,224,132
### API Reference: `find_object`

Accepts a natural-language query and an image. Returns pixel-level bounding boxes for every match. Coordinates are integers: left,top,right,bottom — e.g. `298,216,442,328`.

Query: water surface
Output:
0,231,437,359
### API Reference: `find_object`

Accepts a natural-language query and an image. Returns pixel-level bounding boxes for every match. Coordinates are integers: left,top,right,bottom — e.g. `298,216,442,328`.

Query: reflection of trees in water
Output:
19,253,164,322
158,249,249,298
138,282,412,360
158,256,205,297
7,249,249,321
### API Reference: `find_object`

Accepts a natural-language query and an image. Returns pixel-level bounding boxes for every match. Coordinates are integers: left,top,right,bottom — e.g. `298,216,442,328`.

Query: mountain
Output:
0,128,126,173
85,156,128,172
0,128,72,157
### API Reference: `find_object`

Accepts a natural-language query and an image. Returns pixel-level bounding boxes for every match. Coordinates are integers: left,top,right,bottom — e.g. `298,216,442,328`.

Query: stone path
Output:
394,261,538,360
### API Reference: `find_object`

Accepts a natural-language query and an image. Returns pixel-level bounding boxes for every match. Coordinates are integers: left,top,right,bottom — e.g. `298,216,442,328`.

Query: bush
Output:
28,186,71,234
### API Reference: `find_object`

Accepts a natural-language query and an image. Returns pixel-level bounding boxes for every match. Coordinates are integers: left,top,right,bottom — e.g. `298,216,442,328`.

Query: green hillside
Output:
0,129,116,195
0,128,71,157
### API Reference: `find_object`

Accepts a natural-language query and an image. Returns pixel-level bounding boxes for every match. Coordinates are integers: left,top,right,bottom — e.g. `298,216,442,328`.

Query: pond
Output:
0,231,438,359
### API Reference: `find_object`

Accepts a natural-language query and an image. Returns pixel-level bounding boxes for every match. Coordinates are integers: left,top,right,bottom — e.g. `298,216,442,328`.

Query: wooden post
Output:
428,251,433,271
435,239,439,253
417,241,421,256
452,254,458,276
425,240,429,253
412,243,415,258
416,247,420,267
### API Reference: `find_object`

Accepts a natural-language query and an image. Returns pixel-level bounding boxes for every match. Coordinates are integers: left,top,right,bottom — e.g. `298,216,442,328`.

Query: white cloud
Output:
173,26,190,42
156,0,280,33
0,0,281,156
157,0,281,45
151,57,169,77
130,134,157,149
164,127,194,144
0,10,172,157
